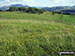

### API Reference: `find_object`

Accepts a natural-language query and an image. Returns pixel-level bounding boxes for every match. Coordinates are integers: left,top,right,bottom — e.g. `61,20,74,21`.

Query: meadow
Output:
0,12,75,56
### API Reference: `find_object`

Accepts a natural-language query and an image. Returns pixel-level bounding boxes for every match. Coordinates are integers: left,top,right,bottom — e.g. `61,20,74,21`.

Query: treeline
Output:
7,7,45,14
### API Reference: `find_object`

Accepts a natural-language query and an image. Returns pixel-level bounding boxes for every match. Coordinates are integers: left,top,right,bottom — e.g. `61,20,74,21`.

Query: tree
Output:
52,12,55,15
8,7,17,11
18,7,26,12
7,7,45,14
0,9,2,11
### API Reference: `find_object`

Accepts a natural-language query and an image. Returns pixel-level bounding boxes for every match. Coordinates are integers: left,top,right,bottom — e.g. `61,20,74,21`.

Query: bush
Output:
7,7,45,14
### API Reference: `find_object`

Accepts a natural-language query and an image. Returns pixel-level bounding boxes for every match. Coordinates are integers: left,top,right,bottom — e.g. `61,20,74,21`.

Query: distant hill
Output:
0,4,30,10
0,4,75,11
73,6,75,7
0,6,9,10
42,6,75,12
11,4,30,8
11,4,24,7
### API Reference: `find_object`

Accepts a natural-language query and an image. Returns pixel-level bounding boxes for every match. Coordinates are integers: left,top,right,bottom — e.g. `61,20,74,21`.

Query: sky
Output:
0,0,75,7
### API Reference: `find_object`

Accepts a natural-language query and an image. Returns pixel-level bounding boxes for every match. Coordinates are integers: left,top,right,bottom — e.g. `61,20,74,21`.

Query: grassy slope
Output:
0,12,75,56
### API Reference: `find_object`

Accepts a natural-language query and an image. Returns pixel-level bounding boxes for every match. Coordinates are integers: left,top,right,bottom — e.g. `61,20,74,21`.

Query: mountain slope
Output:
0,4,30,10
11,4,30,8
0,6,9,10
42,6,75,12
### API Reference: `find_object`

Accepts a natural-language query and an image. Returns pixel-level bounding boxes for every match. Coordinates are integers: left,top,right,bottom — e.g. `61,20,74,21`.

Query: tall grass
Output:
0,12,75,56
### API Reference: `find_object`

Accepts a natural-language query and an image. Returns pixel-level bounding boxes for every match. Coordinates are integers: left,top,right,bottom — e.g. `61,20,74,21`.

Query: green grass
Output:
0,12,75,56
0,12,75,24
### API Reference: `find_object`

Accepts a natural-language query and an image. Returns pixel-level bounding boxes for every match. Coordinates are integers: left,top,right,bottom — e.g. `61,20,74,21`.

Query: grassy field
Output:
0,12,75,56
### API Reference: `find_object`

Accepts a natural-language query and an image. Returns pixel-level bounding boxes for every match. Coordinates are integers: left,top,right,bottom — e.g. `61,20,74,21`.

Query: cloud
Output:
0,0,75,7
